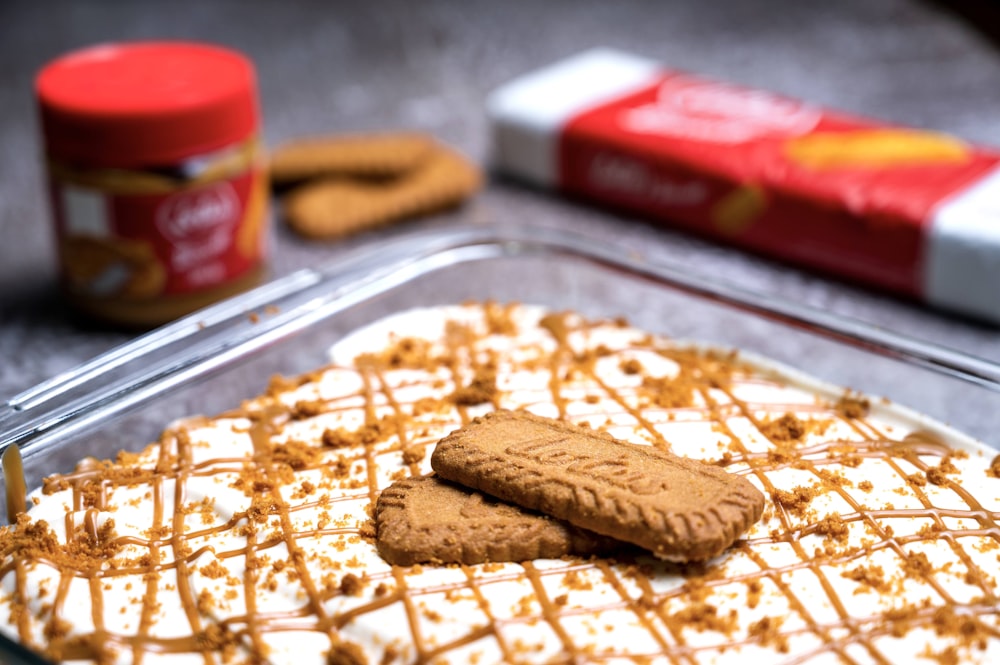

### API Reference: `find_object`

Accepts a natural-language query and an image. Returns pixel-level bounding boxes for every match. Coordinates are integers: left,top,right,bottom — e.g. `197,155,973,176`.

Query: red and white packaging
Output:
488,48,1000,322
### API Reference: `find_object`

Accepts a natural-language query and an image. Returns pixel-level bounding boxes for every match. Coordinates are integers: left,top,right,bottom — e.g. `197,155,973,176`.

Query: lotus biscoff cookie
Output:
374,476,621,565
281,144,482,240
269,132,435,185
431,409,765,562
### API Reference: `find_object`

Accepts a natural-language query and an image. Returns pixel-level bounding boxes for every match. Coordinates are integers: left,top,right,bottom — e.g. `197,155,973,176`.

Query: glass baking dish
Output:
2,223,1000,664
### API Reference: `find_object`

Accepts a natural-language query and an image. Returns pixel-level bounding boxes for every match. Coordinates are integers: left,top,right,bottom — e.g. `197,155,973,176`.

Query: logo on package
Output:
155,181,244,286
620,77,821,144
156,182,240,245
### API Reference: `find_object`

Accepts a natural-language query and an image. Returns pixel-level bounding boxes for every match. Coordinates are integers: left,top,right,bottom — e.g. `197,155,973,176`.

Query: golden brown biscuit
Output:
431,409,765,562
375,476,623,566
269,132,435,185
281,145,482,240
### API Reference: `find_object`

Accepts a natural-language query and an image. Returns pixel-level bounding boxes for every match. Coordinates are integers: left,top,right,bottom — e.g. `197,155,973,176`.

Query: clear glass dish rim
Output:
4,223,1000,461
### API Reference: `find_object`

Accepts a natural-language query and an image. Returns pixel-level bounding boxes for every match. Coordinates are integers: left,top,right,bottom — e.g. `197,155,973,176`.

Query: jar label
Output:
51,167,267,301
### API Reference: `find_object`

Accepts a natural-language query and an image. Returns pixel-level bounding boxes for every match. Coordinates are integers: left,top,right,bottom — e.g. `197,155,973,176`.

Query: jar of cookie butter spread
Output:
36,41,269,327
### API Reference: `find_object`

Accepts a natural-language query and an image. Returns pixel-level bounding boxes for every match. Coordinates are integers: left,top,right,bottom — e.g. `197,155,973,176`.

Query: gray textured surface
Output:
3,0,1000,413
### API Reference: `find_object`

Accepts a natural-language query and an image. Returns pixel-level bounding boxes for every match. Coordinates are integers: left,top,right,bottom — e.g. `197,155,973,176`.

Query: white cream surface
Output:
1,304,998,664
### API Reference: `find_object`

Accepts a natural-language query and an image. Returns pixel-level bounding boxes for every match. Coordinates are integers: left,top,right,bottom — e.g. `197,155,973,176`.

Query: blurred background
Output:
3,0,1000,399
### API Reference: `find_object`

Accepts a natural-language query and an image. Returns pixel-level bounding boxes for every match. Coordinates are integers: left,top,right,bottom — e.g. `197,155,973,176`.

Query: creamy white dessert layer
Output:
1,303,998,664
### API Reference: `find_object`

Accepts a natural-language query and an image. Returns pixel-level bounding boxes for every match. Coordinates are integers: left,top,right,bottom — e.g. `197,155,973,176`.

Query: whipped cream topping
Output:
1,303,999,664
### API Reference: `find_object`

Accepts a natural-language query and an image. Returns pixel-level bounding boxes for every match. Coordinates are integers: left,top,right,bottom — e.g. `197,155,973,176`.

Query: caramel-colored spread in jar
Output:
36,42,269,327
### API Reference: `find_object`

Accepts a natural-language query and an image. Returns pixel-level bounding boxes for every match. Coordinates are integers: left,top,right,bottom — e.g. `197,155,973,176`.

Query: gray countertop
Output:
3,0,1000,409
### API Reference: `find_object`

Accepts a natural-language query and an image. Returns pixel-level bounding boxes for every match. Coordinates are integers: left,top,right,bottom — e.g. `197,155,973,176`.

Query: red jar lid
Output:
36,41,260,168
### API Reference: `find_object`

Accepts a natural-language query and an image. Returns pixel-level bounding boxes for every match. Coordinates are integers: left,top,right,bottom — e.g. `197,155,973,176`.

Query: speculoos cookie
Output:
280,144,481,240
269,132,435,185
375,475,619,566
430,409,765,562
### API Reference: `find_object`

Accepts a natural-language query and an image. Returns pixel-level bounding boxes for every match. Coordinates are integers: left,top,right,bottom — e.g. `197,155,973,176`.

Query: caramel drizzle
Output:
2,306,999,663
459,565,515,662
700,387,855,663
358,368,386,509
171,429,213,664
2,444,26,524
593,560,679,663
137,464,167,665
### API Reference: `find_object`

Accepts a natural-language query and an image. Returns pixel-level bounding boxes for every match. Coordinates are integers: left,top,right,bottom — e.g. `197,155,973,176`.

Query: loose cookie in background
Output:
279,142,482,240
269,132,436,187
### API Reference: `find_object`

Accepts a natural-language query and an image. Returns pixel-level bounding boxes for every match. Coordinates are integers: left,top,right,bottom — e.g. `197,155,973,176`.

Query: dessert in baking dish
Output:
1,303,998,664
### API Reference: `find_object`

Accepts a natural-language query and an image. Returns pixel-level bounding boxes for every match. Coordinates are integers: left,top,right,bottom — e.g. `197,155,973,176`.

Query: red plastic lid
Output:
36,41,259,167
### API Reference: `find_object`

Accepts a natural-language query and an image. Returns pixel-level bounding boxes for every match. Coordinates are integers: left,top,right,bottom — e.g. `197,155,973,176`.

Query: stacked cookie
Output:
376,409,765,565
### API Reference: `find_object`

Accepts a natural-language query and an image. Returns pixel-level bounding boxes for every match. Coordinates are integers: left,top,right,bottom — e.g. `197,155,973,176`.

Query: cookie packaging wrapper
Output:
487,48,1000,322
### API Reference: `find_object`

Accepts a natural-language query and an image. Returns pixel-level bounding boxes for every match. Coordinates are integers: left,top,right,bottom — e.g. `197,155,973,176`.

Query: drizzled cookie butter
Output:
1,303,999,664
